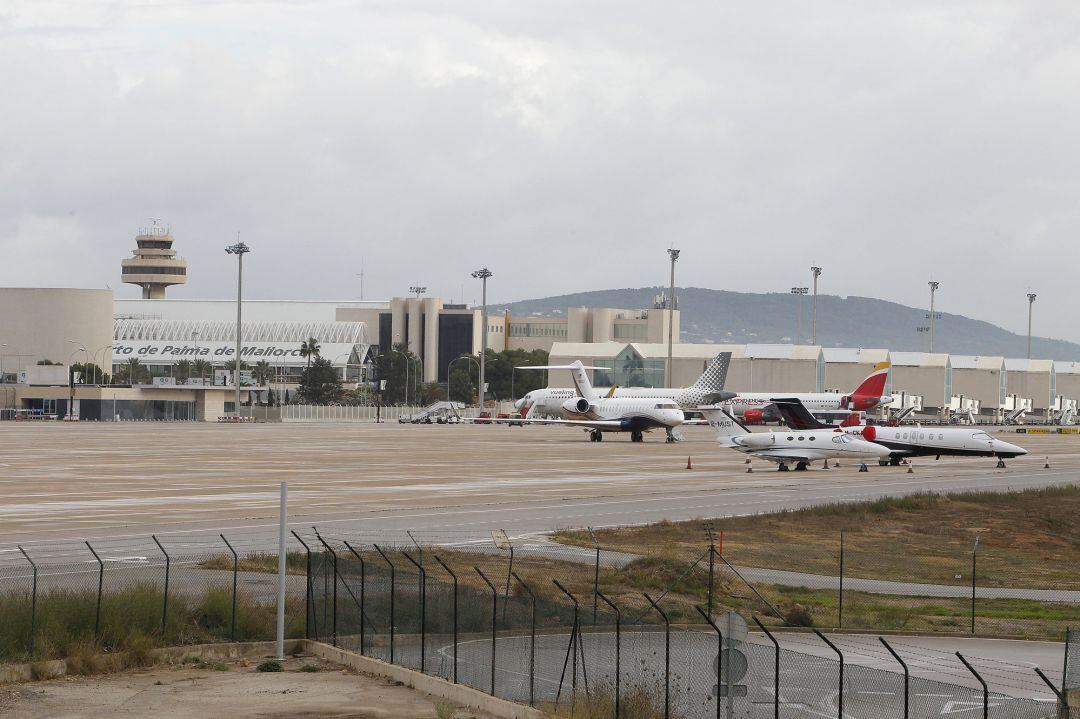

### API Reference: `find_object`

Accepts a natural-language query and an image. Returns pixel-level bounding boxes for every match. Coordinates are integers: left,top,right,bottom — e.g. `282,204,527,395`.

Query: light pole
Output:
810,266,822,345
225,239,250,417
90,343,113,384
790,287,808,344
447,356,480,404
1027,293,1037,359
928,281,940,353
66,344,86,419
0,344,7,384
472,268,493,414
666,249,680,386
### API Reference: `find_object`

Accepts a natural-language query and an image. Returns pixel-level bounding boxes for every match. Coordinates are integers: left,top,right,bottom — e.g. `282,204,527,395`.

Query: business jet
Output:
501,360,685,442
725,361,892,423
699,406,891,471
771,399,1029,466
515,352,734,419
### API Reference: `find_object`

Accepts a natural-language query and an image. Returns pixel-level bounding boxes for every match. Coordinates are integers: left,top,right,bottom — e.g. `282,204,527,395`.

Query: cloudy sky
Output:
2,1,1078,340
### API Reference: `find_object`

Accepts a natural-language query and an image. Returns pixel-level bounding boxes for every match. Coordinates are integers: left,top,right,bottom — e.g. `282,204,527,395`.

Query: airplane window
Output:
972,431,992,441
809,436,816,441
787,436,794,441
920,433,924,440
798,436,805,441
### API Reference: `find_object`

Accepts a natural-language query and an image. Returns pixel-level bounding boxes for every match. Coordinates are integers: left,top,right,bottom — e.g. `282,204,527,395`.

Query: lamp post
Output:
447,355,480,404
810,266,822,345
472,268,493,414
1026,293,1037,359
790,287,808,344
66,344,86,419
89,343,113,384
225,239,251,417
666,249,680,386
928,281,940,353
0,343,7,384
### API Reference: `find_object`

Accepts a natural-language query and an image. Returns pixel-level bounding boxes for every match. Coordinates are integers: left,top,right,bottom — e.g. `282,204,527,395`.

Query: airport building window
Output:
592,355,664,388
613,323,648,341
509,322,568,338
122,266,187,275
437,313,474,381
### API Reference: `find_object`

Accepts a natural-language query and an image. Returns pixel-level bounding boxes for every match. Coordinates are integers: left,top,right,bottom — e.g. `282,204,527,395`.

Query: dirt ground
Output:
0,656,497,719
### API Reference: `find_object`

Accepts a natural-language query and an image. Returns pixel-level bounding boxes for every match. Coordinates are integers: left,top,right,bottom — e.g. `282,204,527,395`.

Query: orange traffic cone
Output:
1044,456,1050,469
686,456,693,470
907,462,914,474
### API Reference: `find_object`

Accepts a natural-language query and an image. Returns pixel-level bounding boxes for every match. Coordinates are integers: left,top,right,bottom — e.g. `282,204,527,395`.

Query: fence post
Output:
373,544,395,664
753,616,780,719
596,591,621,719
956,652,988,719
315,534,339,647
343,541,367,656
85,541,104,639
553,579,585,704
694,605,724,719
879,637,909,719
151,535,170,635
814,630,844,719
588,527,600,624
291,531,315,640
17,544,36,656
643,593,670,719
971,537,980,635
1034,667,1067,716
434,555,459,684
838,530,844,629
402,551,427,673
475,567,499,696
512,572,536,706
314,527,331,638
220,534,238,641
502,544,514,625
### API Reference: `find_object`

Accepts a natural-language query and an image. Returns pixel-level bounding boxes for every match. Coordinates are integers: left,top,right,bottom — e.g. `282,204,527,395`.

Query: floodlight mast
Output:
225,239,251,417
472,268,493,415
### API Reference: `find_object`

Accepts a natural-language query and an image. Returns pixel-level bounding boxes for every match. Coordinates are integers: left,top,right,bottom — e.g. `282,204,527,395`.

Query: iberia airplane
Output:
725,361,892,423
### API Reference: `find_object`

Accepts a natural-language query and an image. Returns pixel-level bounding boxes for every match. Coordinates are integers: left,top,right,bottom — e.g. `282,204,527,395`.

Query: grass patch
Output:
256,659,282,672
200,551,308,575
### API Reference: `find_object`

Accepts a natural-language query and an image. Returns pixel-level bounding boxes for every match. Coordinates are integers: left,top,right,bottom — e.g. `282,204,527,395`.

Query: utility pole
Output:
790,287,808,344
928,281,940,353
1027,293,1037,359
226,238,250,417
472,268,493,415
810,266,822,345
666,249,680,386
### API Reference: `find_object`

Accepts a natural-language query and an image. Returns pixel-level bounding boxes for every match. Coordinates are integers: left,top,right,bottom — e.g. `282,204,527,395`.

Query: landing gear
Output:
777,463,790,472
630,430,644,443
995,456,1006,468
665,427,677,443
878,459,890,467
795,461,809,471
590,430,604,443
889,457,903,467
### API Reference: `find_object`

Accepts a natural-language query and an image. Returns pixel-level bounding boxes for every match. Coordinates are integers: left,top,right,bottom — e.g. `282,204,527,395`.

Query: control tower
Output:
121,221,188,299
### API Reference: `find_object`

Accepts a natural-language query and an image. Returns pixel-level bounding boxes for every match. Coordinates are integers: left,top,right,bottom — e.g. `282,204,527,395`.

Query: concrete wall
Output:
891,366,949,409
0,288,114,372
727,358,817,393
951,368,1002,411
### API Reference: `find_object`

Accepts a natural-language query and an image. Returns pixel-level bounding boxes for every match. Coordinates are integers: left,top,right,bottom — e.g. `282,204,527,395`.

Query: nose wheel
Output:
777,463,790,472
630,430,644,443
589,430,604,443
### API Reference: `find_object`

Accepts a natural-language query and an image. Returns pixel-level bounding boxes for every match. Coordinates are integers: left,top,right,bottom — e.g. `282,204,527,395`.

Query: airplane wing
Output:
491,417,643,431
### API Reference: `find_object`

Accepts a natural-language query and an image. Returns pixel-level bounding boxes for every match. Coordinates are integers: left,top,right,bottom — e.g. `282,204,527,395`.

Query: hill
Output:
491,287,1080,361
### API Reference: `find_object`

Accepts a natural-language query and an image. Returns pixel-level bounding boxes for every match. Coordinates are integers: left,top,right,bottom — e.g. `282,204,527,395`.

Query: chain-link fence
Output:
0,528,1070,718
1066,628,1079,693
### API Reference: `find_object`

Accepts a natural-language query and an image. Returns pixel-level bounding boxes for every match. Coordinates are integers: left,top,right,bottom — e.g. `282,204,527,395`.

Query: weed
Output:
300,663,321,673
256,660,282,672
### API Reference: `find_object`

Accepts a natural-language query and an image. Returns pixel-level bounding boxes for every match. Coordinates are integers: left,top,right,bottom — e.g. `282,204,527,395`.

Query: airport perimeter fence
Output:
1067,629,1080,692
1,528,1069,718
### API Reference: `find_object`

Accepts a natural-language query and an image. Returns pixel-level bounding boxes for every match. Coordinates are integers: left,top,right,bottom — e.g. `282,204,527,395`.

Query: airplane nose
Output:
995,440,1027,456
514,397,526,410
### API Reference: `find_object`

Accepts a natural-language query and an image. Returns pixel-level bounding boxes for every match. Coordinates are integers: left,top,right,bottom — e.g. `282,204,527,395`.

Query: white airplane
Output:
699,406,891,471
502,360,686,442
770,399,1029,466
514,352,734,418
725,361,892,423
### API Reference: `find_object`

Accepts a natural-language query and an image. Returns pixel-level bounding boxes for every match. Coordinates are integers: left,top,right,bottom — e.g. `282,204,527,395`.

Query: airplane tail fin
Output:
690,352,732,391
851,361,891,403
699,406,750,446
771,398,833,430
839,412,863,427
519,361,602,401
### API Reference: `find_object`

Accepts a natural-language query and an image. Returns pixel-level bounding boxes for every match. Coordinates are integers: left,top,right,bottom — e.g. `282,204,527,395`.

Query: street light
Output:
89,343,114,384
471,268,493,415
1027,293,1037,359
67,344,86,419
928,281,940,353
225,239,251,417
790,287,808,344
810,266,822,345
666,249,680,386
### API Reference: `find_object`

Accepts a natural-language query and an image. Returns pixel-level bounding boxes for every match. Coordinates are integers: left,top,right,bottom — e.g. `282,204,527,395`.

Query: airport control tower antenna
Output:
121,220,188,299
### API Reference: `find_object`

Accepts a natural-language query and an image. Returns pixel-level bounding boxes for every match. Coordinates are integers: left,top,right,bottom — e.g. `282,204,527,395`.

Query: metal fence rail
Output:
0,527,1070,718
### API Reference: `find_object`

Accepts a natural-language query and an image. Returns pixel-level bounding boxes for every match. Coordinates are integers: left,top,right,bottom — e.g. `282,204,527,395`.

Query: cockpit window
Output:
832,434,852,444
971,431,992,441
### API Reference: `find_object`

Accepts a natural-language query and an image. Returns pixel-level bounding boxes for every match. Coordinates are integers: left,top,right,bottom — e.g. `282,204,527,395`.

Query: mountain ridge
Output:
490,287,1080,361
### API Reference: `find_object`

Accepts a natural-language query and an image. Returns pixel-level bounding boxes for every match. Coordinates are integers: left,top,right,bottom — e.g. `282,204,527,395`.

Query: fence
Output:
0,528,1068,718
1067,629,1079,692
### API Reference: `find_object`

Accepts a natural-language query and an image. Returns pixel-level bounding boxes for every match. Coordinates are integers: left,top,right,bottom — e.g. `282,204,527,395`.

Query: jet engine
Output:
861,425,877,442
743,408,765,424
735,433,775,448
562,397,595,415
